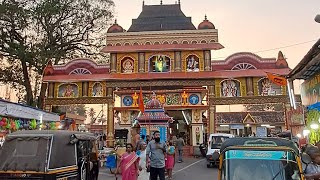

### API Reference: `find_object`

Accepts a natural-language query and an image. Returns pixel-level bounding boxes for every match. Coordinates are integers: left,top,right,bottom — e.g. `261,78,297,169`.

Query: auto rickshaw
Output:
0,130,100,180
218,137,305,180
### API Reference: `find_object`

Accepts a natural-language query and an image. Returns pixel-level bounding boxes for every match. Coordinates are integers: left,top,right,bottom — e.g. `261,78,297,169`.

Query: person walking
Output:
146,131,167,180
138,142,149,180
175,135,185,163
136,134,145,151
146,135,151,145
117,143,140,180
166,141,175,180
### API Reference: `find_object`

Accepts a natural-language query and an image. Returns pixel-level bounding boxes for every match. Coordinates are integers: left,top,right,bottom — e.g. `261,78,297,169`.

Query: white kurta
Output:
138,150,149,180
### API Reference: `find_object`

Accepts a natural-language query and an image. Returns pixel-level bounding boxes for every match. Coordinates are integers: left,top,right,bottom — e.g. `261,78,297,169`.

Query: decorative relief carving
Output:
106,79,215,88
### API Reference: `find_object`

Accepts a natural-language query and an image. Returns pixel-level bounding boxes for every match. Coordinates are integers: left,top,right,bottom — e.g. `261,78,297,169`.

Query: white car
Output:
206,133,234,168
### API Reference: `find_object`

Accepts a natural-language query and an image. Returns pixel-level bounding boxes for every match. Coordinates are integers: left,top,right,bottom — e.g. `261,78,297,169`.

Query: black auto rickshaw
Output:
218,137,305,180
0,130,100,180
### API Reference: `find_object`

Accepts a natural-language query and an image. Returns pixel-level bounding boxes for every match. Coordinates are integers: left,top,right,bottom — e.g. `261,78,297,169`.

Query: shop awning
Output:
0,99,59,121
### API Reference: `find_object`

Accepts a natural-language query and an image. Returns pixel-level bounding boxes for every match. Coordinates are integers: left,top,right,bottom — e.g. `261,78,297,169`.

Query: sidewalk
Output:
99,157,204,179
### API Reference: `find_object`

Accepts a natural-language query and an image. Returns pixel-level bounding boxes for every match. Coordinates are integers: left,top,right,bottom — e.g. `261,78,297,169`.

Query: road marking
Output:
173,159,205,175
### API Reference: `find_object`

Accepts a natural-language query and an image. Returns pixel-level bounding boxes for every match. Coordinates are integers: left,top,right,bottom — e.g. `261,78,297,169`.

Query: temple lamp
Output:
315,14,320,23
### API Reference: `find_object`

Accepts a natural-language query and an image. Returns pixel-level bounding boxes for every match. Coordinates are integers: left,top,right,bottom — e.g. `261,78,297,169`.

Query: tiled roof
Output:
128,4,196,32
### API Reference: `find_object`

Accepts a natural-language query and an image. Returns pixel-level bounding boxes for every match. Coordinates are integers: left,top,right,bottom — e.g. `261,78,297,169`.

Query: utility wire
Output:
212,39,318,60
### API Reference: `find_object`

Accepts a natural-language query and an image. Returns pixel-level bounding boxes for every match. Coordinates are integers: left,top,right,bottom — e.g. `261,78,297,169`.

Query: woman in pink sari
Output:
117,143,140,180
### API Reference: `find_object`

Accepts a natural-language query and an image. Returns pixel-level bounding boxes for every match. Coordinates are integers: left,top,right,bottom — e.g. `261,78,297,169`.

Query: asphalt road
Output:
99,157,218,180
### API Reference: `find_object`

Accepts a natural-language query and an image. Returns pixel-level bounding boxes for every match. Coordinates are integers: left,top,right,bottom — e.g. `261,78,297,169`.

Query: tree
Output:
0,0,114,107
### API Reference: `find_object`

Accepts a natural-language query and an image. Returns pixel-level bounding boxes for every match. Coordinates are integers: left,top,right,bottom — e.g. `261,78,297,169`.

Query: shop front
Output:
301,72,320,143
287,39,320,143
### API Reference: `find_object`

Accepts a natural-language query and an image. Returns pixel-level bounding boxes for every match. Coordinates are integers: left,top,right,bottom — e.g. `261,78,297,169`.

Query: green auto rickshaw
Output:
218,137,305,180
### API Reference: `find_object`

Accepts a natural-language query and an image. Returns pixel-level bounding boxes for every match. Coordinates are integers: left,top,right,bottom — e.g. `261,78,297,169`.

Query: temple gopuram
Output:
42,2,302,154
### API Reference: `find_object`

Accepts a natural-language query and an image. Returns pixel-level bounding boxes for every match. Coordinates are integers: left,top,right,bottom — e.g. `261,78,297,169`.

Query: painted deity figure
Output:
261,79,274,96
93,83,103,97
195,127,200,145
181,91,188,105
222,80,238,97
64,84,75,97
123,59,133,73
155,56,167,72
132,92,139,107
187,56,199,72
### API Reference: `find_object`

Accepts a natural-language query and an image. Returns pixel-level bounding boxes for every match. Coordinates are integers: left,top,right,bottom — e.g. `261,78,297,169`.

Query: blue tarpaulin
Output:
307,102,320,111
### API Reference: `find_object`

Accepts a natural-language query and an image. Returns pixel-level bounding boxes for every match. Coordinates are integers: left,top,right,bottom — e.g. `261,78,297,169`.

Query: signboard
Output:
225,150,294,161
230,124,244,129
301,72,320,106
256,127,267,137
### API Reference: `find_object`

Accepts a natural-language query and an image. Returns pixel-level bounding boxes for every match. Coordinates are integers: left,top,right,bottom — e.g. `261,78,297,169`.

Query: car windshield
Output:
222,150,301,180
211,136,229,149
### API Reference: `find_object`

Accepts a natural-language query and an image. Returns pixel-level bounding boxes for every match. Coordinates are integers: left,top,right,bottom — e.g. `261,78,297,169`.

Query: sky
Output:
1,0,319,103
113,0,320,67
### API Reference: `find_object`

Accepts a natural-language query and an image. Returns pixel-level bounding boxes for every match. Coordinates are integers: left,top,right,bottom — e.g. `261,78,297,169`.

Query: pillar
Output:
208,85,216,134
204,50,211,71
106,87,114,147
246,77,254,96
138,52,145,72
191,109,203,146
110,53,117,73
209,106,216,134
47,83,54,98
82,82,88,97
174,51,181,72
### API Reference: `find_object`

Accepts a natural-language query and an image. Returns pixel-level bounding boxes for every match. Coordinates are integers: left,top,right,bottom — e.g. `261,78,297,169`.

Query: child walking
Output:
165,141,175,180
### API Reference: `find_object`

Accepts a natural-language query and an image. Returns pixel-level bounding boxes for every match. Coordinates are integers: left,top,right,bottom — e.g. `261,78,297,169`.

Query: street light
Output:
296,133,302,138
315,14,320,23
303,129,310,137
310,122,319,130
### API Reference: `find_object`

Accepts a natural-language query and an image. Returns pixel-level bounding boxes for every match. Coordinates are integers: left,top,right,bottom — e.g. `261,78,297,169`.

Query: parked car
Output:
206,133,234,168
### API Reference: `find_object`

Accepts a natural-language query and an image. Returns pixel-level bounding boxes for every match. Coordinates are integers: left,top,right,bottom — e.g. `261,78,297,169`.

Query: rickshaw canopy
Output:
220,137,299,154
0,130,96,173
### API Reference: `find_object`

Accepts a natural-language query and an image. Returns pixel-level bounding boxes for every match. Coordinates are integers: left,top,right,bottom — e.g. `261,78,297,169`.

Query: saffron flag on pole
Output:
139,87,145,113
266,72,287,86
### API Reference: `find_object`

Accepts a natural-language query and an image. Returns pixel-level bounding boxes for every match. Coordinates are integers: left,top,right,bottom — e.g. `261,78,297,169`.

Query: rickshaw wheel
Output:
206,164,211,168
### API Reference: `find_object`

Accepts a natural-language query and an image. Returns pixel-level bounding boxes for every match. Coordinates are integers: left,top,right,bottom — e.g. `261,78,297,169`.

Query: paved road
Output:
99,157,218,180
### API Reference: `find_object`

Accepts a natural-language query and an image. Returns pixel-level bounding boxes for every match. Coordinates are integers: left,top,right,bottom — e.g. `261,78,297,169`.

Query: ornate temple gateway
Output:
42,2,298,153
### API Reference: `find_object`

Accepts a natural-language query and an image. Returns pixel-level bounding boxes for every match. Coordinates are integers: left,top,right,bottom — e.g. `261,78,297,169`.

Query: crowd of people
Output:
116,131,185,180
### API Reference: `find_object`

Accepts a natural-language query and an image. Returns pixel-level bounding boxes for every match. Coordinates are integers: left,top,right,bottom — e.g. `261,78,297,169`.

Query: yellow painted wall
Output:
253,77,261,96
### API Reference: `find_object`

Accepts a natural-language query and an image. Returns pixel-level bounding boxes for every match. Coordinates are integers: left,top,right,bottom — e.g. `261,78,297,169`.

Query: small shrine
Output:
136,93,173,142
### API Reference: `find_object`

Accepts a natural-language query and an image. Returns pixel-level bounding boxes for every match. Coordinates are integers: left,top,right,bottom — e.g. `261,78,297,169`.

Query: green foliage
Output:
306,110,320,144
0,0,114,106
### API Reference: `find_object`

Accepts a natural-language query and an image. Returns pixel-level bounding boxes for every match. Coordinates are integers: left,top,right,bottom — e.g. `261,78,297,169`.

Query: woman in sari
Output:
117,143,140,180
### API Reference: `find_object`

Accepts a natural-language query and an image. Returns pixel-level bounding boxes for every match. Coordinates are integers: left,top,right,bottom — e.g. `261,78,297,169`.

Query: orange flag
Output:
266,72,287,86
139,87,145,113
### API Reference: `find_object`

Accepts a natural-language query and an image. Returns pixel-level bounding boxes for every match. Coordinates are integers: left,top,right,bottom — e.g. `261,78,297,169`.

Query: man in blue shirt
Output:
146,131,167,180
